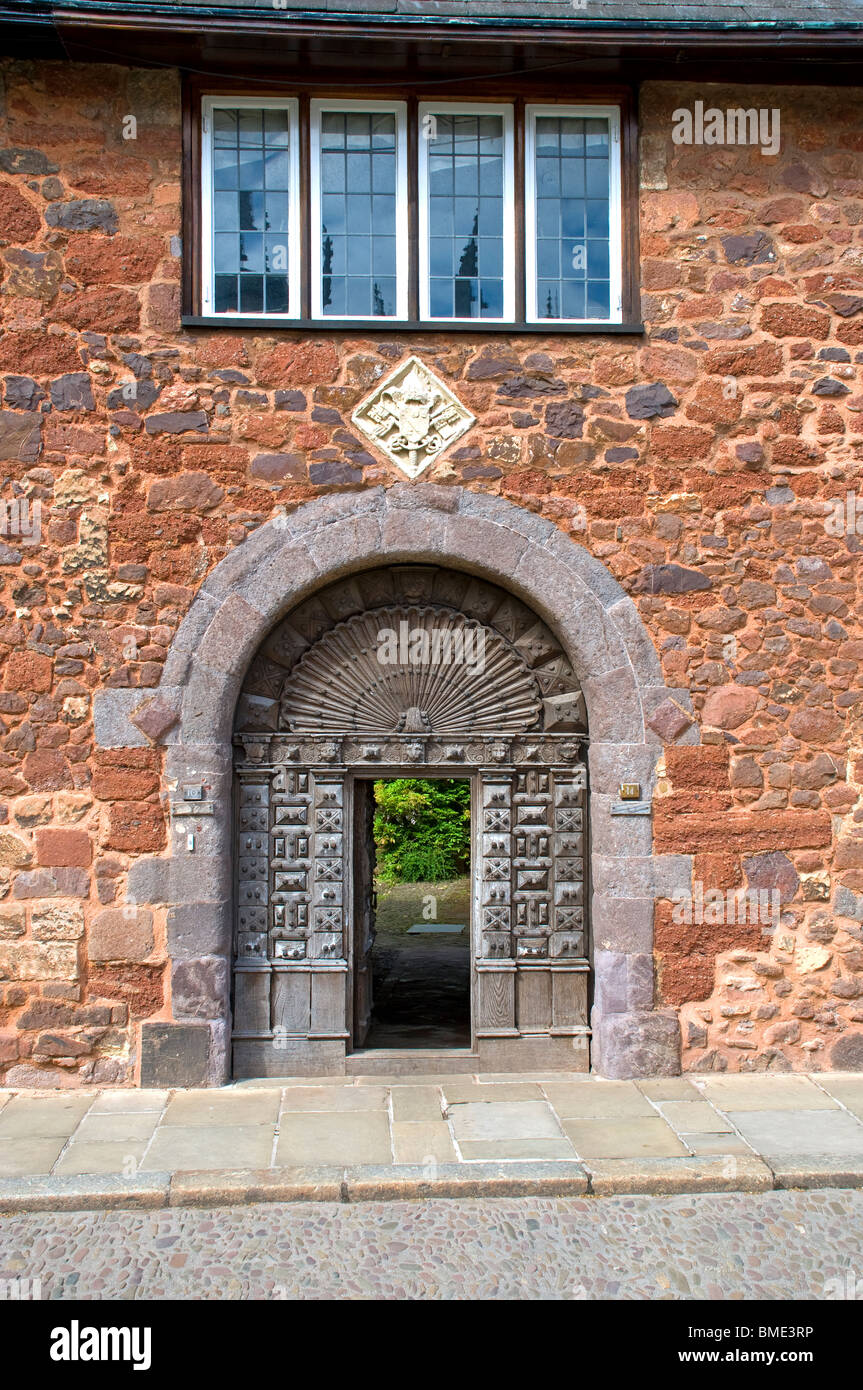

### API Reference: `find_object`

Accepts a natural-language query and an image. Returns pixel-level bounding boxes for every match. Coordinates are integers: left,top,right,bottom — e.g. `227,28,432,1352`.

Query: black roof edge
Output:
4,1,863,36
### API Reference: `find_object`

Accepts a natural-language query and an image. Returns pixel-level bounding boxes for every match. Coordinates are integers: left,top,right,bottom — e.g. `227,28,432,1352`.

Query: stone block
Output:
590,793,653,857
607,596,664,685
13,868,89,899
595,1010,681,1079
31,904,85,942
139,1022,211,1088
443,513,529,579
171,956,229,1021
305,514,383,576
588,743,660,797
126,855,231,907
195,594,270,675
166,902,231,959
89,908,154,963
592,896,654,954
93,690,149,749
0,941,78,982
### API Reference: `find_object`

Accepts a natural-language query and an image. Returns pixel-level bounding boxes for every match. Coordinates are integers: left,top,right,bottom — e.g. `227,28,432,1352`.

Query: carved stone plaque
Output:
352,355,475,479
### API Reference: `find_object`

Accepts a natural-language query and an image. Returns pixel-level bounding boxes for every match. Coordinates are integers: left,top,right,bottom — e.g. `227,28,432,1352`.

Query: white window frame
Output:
418,101,516,324
310,98,409,322
201,95,302,320
525,103,623,326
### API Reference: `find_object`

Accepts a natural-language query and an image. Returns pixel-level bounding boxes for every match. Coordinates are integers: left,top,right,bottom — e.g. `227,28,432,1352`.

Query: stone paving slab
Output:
816,1075,863,1118
73,1112,160,1143
694,1075,841,1112
278,1086,389,1113
726,1107,863,1159
653,1100,735,1134
0,1137,68,1178
0,1095,93,1138
635,1078,702,1101
141,1124,276,1172
0,1072,863,1208
391,1120,456,1164
88,1090,169,1114
458,1138,576,1161
562,1117,690,1159
542,1082,656,1118
54,1140,150,1177
275,1111,392,1166
162,1091,280,1127
448,1099,562,1142
390,1086,445,1122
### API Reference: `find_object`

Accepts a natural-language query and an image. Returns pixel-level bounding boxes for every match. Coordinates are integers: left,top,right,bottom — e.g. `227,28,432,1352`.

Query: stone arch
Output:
125,485,688,1084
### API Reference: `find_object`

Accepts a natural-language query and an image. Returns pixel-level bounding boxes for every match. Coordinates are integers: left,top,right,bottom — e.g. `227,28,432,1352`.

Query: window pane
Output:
266,276,290,313
424,112,506,319
214,192,239,231
533,114,612,320
239,275,263,312
211,107,292,314
264,110,290,147
214,274,237,312
317,109,398,316
214,233,238,274
214,110,238,147
429,279,453,317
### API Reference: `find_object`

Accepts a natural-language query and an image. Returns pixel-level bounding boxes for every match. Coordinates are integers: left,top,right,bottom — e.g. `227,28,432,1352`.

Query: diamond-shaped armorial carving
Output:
351,355,475,479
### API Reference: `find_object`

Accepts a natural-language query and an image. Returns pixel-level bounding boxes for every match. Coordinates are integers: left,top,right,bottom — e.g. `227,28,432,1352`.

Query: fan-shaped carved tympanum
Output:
235,566,585,738
280,605,543,736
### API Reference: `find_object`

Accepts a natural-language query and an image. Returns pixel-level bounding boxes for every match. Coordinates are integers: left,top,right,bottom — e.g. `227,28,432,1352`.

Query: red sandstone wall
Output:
0,61,861,1083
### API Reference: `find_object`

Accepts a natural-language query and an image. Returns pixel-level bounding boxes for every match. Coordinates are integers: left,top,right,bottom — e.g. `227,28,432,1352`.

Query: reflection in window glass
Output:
426,113,505,319
212,107,292,314
534,116,611,320
319,111,397,317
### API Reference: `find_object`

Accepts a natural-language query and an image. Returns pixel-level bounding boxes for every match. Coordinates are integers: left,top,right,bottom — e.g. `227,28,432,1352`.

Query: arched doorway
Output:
232,566,590,1077
137,485,682,1085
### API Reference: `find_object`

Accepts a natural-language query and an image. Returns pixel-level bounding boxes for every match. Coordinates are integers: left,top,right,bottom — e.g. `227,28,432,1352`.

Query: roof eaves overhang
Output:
2,2,863,76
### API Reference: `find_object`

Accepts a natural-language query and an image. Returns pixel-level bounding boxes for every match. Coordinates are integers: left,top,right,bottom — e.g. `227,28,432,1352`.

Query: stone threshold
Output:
2,1155,863,1213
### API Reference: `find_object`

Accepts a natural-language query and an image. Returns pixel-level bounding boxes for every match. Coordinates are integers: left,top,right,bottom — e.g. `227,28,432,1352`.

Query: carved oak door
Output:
351,778,377,1048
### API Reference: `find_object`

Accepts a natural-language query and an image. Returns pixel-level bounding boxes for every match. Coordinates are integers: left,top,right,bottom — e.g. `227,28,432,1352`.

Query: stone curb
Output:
1,1155,861,1210
582,1154,775,1196
0,1172,171,1213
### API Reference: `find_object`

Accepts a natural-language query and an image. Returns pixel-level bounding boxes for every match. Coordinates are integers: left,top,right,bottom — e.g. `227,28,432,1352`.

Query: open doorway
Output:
353,777,471,1050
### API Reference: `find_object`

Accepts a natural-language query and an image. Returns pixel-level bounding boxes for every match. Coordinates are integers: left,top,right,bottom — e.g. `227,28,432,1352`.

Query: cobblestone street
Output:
1,1189,861,1301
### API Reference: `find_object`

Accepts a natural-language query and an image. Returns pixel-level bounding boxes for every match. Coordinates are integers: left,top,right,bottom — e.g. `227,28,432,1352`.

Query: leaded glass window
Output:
527,106,621,323
420,107,514,321
312,103,407,319
208,102,298,315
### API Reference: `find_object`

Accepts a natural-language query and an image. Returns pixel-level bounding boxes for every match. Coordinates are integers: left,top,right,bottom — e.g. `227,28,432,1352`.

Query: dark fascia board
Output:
3,2,863,76
12,1,863,44
35,0,863,36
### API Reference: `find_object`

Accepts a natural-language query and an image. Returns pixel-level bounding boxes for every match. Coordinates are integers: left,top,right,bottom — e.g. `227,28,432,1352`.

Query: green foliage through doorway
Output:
373,778,471,883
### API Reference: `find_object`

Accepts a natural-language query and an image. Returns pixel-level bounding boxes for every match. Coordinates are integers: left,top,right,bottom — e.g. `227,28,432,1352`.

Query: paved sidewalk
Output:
2,1071,863,1211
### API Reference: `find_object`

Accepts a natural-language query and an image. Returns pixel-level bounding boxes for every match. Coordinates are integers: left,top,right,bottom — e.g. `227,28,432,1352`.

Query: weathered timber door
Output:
351,779,377,1048
231,566,591,1078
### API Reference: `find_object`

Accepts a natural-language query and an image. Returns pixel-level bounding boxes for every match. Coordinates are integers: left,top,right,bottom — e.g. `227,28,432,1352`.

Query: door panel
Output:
352,778,376,1047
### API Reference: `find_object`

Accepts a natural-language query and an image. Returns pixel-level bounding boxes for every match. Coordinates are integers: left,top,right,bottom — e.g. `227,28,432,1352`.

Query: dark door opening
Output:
353,777,471,1050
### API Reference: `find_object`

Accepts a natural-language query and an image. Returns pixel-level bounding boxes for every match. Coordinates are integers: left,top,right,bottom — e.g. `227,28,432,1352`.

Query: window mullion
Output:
299,92,312,321
407,96,420,323
514,96,526,326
